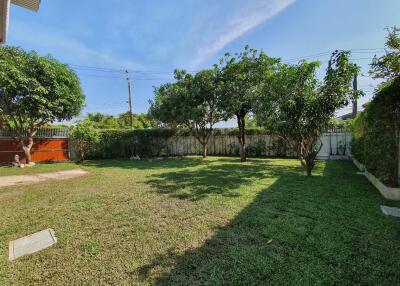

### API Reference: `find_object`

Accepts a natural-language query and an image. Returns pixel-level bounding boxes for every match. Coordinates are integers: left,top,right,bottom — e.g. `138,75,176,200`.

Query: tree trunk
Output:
237,114,246,162
22,145,32,164
21,134,34,164
305,157,314,176
202,143,208,158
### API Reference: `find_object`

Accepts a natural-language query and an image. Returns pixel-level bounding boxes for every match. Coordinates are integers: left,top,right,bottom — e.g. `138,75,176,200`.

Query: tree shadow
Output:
135,160,400,285
82,157,207,170
145,160,301,201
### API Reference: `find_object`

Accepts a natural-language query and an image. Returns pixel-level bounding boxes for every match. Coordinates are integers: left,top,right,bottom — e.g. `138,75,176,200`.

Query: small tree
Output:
150,69,224,157
69,120,100,162
0,46,84,163
218,46,279,161
255,51,358,175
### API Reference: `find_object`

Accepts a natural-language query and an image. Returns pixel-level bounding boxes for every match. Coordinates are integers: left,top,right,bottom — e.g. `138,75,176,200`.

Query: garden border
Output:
352,158,400,200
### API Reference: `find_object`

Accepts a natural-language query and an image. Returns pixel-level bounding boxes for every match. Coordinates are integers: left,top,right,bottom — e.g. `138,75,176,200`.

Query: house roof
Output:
0,0,40,44
11,0,40,11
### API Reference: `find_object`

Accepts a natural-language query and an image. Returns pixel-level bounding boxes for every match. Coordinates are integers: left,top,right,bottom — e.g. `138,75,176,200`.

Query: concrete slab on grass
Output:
381,206,400,218
9,229,57,261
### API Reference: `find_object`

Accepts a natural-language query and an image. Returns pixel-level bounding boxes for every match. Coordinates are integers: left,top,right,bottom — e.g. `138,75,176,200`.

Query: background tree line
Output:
150,46,359,175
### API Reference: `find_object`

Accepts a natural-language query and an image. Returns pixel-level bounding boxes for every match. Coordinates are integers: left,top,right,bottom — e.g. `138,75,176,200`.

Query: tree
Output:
0,46,84,163
255,51,358,176
118,112,159,129
87,112,120,129
86,112,159,129
69,119,100,162
150,69,224,157
370,26,400,80
218,46,279,161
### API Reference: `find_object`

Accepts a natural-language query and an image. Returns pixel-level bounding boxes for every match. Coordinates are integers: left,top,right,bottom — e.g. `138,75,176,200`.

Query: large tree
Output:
150,69,224,157
0,46,84,163
255,51,359,175
218,46,279,161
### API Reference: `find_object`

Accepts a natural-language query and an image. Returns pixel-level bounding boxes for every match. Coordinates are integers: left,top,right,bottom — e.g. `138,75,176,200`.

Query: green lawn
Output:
0,162,80,176
0,157,399,285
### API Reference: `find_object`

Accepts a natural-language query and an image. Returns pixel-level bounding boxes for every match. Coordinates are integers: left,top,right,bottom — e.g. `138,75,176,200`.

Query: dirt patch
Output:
0,169,88,188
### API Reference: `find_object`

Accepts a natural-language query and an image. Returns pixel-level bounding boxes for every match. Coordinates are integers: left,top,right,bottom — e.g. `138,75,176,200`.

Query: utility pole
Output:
126,70,134,129
352,67,358,118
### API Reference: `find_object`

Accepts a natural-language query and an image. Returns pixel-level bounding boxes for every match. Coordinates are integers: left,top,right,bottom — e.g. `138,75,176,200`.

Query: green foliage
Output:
86,128,177,159
217,46,280,161
351,79,400,186
370,26,400,80
255,51,359,175
69,120,100,162
119,112,159,129
329,118,353,130
246,139,267,157
0,46,84,126
0,46,84,162
150,68,224,157
86,112,158,129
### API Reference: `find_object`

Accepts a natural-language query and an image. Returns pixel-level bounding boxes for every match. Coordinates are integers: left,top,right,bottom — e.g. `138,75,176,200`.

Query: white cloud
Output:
8,21,145,70
189,0,296,68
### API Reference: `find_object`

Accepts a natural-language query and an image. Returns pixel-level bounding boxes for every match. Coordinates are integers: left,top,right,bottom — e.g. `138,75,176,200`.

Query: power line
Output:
68,48,386,78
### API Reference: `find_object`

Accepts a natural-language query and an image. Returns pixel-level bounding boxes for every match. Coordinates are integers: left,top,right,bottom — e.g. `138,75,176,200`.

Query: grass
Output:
0,157,399,285
0,162,80,176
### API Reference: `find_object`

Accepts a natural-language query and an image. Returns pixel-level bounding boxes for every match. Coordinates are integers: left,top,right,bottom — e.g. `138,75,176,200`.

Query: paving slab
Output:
9,229,57,260
0,169,88,188
381,206,400,218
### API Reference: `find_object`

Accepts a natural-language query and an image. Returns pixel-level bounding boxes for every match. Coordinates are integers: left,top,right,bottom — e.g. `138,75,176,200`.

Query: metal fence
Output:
0,128,69,138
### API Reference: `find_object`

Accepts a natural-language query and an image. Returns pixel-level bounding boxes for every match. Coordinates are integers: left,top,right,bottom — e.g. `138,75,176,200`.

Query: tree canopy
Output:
255,51,359,175
150,68,224,157
87,112,158,129
0,46,84,163
217,45,280,161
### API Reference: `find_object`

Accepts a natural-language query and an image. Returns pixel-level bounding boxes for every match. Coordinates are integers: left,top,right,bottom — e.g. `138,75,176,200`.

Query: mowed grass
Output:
0,162,80,176
0,157,399,285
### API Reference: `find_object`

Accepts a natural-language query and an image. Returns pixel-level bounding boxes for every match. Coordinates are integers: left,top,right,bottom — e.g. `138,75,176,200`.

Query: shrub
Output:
351,79,400,187
69,120,100,162
86,128,177,159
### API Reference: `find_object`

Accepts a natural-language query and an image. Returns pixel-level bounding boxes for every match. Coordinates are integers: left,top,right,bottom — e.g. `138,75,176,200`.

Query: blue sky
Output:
6,0,400,126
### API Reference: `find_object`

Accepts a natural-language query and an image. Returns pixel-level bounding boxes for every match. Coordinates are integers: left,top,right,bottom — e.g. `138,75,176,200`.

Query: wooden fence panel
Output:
0,138,69,164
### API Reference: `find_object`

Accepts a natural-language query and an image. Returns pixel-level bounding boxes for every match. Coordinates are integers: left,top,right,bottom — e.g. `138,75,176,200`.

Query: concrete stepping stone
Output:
9,229,57,261
381,206,400,218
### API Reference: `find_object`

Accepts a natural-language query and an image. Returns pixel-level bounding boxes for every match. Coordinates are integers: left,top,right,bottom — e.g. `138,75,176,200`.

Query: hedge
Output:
351,79,400,187
86,128,177,159
85,128,275,159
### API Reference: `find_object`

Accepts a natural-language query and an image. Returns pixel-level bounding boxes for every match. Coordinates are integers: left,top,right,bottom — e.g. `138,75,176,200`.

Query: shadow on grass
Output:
145,161,301,201
136,159,400,285
83,157,209,170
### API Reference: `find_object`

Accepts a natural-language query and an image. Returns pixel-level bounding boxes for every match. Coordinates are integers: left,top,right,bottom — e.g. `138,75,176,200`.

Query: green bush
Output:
69,120,100,162
86,128,177,159
351,79,400,187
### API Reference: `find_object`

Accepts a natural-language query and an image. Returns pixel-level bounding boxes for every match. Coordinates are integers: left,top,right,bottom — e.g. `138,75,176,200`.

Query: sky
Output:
6,0,400,126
